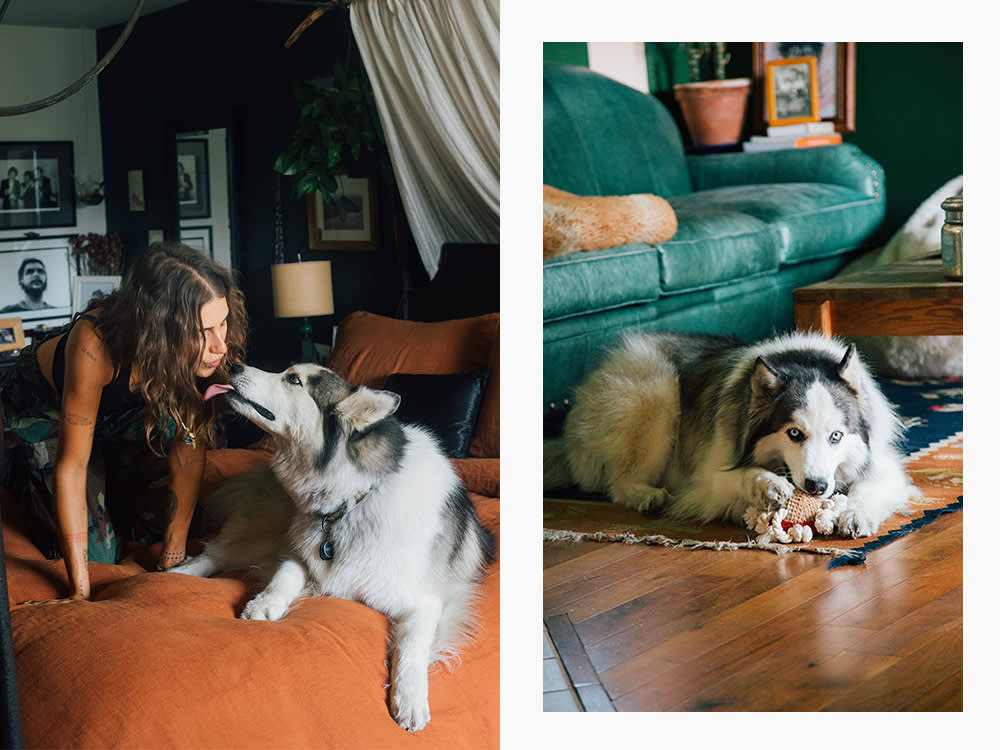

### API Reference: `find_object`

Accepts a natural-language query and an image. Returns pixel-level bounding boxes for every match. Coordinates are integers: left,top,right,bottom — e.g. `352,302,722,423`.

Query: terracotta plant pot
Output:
673,78,751,148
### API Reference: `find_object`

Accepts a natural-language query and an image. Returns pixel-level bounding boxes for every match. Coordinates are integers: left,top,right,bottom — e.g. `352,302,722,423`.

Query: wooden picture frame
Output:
0,316,26,353
177,138,211,219
764,56,820,127
754,42,856,132
307,176,377,251
0,141,76,230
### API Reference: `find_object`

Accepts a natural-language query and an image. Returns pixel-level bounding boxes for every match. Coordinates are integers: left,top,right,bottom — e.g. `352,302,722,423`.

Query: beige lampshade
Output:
271,261,334,318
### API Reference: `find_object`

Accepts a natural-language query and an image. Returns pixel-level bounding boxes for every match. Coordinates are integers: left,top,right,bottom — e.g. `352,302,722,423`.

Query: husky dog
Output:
172,364,494,732
544,332,914,538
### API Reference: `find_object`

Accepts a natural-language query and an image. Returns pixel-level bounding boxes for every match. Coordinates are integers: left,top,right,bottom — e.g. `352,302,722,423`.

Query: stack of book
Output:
742,121,842,153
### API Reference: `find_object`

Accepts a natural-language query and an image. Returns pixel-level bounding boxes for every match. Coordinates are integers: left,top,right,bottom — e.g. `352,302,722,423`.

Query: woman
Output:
1,242,247,600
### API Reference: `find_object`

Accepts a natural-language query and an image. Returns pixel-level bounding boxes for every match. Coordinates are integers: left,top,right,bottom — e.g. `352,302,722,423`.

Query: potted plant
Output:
68,232,123,276
273,62,389,214
672,43,751,148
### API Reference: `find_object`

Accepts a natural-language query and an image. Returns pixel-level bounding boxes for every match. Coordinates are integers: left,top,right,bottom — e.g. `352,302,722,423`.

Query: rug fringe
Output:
542,527,860,560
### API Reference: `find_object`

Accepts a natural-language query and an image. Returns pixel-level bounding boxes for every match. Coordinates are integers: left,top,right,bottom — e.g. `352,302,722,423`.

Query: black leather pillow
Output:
383,371,490,459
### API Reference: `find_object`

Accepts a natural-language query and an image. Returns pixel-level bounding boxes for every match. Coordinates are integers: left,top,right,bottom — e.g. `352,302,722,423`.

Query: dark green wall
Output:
97,0,404,367
543,42,963,243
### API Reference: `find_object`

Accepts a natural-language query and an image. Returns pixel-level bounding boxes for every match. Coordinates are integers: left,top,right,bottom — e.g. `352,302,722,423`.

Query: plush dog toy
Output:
543,184,678,259
744,490,844,544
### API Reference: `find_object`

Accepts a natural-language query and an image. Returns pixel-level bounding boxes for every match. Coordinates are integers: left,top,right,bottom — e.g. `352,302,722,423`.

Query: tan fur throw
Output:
543,185,678,259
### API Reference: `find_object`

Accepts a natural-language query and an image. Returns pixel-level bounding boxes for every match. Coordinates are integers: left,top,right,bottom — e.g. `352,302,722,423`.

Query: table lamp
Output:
271,260,334,363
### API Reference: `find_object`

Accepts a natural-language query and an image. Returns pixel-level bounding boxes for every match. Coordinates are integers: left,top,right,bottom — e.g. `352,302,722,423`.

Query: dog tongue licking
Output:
204,384,234,401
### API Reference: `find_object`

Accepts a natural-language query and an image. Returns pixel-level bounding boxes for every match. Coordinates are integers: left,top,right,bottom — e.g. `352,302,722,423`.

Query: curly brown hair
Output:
88,242,248,452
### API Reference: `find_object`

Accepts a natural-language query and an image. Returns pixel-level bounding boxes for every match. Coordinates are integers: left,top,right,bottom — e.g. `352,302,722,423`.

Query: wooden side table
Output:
794,260,962,337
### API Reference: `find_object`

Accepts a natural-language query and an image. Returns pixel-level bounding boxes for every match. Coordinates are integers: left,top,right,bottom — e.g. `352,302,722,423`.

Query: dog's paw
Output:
618,484,669,514
835,508,878,539
392,686,430,732
240,592,289,621
752,471,795,509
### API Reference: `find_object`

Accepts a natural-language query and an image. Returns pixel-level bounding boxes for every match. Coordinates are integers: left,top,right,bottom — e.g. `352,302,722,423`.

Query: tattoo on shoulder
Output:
80,346,98,362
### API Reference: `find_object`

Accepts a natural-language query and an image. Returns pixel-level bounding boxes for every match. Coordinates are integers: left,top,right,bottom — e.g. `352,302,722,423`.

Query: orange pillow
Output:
327,312,499,458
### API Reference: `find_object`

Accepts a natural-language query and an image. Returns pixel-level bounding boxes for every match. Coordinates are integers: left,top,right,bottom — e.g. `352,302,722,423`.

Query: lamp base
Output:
299,317,314,364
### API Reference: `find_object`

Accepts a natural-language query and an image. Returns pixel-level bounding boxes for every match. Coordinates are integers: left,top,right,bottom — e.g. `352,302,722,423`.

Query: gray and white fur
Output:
544,331,914,538
172,364,494,732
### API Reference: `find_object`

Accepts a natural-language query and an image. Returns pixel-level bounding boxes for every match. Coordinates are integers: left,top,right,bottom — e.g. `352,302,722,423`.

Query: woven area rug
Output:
543,379,963,568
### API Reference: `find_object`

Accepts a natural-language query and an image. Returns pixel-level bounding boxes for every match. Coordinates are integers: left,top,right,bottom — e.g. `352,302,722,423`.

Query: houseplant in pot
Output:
673,43,751,148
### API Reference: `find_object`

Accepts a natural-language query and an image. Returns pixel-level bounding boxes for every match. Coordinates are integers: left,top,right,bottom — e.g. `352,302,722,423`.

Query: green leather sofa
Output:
543,62,886,416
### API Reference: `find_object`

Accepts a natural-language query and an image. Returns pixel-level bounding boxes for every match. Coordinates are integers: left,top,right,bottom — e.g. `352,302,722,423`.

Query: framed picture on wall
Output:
307,176,377,251
0,317,26,353
0,238,73,322
764,56,820,127
753,42,856,132
177,139,211,219
180,225,214,259
0,141,76,230
73,275,121,315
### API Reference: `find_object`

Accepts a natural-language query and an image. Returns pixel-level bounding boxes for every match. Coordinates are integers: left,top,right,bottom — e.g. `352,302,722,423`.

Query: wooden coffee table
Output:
794,259,962,337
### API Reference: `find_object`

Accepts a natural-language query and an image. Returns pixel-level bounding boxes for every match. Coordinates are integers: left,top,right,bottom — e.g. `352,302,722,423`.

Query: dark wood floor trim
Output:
544,614,615,712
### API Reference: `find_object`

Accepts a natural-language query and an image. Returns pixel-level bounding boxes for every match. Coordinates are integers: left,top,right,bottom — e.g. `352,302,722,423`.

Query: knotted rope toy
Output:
744,490,845,544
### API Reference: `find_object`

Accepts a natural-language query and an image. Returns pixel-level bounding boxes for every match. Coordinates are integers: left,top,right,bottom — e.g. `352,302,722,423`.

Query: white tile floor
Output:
543,625,583,711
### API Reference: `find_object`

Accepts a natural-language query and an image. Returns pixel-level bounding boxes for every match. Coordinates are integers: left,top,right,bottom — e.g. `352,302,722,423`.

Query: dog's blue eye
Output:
285,373,302,386
829,431,843,444
787,428,804,442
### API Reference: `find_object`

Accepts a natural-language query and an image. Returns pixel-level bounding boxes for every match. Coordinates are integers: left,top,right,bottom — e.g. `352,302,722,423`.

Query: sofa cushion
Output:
4,487,499,748
669,181,884,264
328,311,499,459
543,62,693,199
384,371,489,458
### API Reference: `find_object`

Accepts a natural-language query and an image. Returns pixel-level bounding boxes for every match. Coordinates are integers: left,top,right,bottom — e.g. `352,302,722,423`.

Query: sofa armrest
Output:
685,143,883,198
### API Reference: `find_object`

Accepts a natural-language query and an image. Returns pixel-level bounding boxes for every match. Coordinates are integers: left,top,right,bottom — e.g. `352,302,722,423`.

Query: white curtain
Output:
350,0,500,278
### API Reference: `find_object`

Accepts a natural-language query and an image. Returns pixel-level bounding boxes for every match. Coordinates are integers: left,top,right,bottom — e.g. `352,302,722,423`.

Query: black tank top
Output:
52,314,144,416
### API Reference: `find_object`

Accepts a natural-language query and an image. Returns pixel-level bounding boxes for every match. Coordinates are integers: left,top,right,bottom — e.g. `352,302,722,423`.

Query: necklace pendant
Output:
183,430,196,448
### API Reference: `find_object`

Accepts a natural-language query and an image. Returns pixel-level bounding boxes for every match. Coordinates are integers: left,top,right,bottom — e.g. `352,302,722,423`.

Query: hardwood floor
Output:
543,508,962,712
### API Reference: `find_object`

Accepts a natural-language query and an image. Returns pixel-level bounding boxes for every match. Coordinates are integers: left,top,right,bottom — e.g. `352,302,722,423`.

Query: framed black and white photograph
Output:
177,139,210,219
73,275,120,315
0,317,26,353
0,239,73,322
764,56,820,127
307,176,377,251
0,141,76,230
180,225,213,259
754,42,856,132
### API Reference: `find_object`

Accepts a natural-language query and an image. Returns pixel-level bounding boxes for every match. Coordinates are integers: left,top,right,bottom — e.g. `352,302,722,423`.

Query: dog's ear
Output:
750,357,782,406
338,386,401,433
838,342,863,394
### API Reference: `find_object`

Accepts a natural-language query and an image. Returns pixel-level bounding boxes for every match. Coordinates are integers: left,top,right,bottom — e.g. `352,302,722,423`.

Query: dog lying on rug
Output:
544,331,915,538
543,184,677,258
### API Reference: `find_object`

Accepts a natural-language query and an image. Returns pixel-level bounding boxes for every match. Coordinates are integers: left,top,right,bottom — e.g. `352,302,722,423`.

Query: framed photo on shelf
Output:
0,317,26,353
180,225,214,259
754,42,856,132
177,139,211,219
0,238,73,322
764,56,820,127
73,275,121,315
0,141,76,230
307,176,377,251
